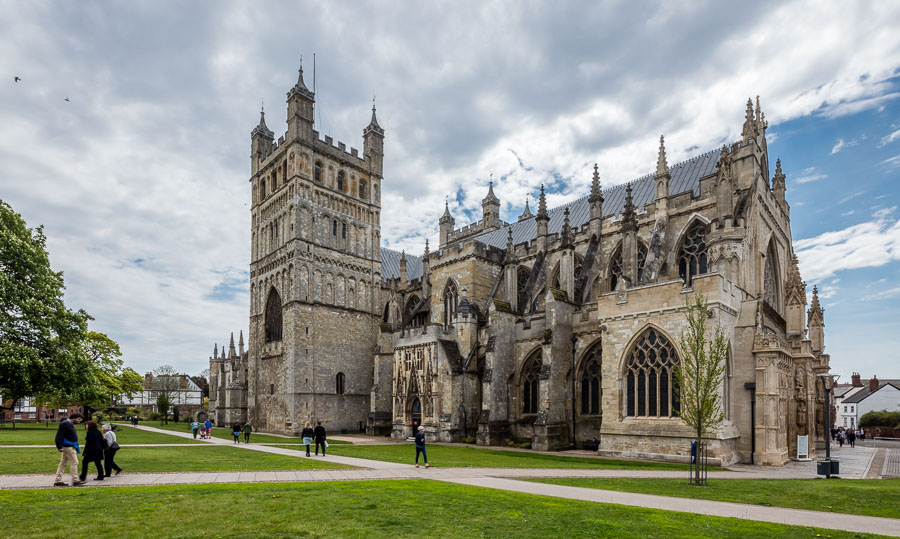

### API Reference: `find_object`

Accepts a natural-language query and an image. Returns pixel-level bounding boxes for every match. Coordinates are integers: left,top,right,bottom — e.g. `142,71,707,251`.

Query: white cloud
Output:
841,210,855,216
863,286,900,301
880,154,900,169
794,166,829,183
878,128,900,147
830,137,859,154
795,207,900,281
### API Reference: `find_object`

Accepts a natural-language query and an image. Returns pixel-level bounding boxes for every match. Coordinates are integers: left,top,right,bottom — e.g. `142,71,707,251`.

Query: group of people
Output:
54,413,122,486
231,422,252,443
832,427,865,448
299,421,328,457
190,419,214,440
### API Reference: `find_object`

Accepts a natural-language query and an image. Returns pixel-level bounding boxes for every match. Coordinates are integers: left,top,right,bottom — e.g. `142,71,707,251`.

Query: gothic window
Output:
337,171,345,191
443,280,459,329
764,242,780,311
359,179,367,199
264,288,283,343
342,223,347,239
516,266,531,312
314,162,322,183
405,294,425,328
332,220,337,236
624,328,679,417
580,341,602,415
522,350,542,414
335,372,345,395
678,221,708,286
383,302,391,323
609,242,648,291
260,178,267,199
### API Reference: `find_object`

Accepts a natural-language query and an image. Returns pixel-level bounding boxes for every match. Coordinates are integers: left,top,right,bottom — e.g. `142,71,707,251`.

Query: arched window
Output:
264,288,283,342
335,372,345,395
332,220,337,236
516,266,531,312
609,242,648,291
443,280,459,328
580,341,602,415
359,179,367,199
764,242,780,311
382,302,391,323
405,294,426,328
337,171,345,191
678,222,708,286
522,350,542,414
624,328,679,417
260,178,267,199
314,162,322,183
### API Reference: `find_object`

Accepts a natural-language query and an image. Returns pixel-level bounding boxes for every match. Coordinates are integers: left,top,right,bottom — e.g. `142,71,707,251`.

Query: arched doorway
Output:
410,398,422,434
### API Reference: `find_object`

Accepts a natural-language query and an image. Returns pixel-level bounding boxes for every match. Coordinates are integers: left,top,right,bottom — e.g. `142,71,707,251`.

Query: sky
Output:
1,1,899,380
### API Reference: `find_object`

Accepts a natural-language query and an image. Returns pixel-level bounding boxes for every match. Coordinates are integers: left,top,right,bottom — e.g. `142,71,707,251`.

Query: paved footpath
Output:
2,424,897,537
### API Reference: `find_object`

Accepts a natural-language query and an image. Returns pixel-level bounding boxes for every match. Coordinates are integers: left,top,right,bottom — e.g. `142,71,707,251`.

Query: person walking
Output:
314,421,327,456
232,423,241,444
79,421,105,481
102,424,122,476
414,426,429,468
301,422,315,457
848,429,856,448
203,418,212,439
242,422,252,444
191,420,200,439
54,412,84,487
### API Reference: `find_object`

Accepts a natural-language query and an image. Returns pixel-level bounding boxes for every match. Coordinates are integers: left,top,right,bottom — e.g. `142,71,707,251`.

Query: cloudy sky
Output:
1,1,899,380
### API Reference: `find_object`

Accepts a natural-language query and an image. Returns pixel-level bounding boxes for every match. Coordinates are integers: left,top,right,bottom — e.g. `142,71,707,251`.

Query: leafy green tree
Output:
152,364,180,424
156,393,171,425
676,293,728,485
0,200,92,412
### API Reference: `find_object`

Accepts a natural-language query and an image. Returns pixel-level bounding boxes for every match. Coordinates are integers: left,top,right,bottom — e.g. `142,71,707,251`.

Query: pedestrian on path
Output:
232,423,241,443
79,421,105,482
414,426,429,468
301,422,315,457
54,412,84,487
102,424,122,476
191,420,200,439
848,429,856,447
203,419,212,439
314,421,327,455
242,422,252,443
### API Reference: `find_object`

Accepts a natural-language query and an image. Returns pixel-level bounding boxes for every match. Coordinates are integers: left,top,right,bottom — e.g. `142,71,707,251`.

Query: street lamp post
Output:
571,334,577,450
817,373,839,478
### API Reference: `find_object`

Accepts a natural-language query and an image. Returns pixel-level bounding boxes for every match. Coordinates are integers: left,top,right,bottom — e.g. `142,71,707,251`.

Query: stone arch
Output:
763,238,782,313
519,347,543,414
442,278,459,328
577,337,603,416
676,218,710,286
516,265,531,312
607,240,648,292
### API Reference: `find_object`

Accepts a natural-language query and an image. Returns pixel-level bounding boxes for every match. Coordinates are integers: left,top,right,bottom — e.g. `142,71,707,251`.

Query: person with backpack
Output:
53,413,84,487
102,424,122,476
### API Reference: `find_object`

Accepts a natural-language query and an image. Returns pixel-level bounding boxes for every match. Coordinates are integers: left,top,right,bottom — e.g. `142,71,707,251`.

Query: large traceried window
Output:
763,242,780,312
264,288,283,342
580,341,602,415
625,328,679,417
678,221,708,286
516,266,531,312
609,242,648,291
443,280,459,329
522,350,542,414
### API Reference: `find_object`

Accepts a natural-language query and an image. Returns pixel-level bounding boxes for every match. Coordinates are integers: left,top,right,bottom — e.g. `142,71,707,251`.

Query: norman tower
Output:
247,59,384,433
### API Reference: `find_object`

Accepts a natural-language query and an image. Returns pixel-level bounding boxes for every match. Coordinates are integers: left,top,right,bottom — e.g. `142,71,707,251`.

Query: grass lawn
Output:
0,424,198,445
530,477,900,519
148,423,351,444
0,445,353,474
296,443,695,470
0,480,877,538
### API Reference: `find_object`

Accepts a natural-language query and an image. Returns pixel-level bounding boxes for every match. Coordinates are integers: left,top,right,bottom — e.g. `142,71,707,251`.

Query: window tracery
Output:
609,242,647,291
443,280,459,329
624,328,679,417
678,222,708,286
522,350,542,414
580,342,602,415
516,266,531,312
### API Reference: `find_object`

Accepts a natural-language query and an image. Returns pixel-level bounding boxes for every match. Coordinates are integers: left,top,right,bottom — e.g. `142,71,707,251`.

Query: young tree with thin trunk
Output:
676,293,727,485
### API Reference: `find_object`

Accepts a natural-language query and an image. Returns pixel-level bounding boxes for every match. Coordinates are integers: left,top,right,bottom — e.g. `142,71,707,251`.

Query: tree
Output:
151,364,181,424
0,200,93,414
676,293,727,485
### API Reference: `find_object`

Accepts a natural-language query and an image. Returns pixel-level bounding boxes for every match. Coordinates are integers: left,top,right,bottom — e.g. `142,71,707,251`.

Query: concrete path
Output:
3,423,897,536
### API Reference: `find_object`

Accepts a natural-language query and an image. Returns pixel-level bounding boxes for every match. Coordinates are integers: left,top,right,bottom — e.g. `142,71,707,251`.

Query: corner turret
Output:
772,158,787,209
482,178,501,230
363,102,385,178
518,198,534,221
536,184,549,250
808,285,825,353
251,105,274,175
439,199,455,246
286,58,315,141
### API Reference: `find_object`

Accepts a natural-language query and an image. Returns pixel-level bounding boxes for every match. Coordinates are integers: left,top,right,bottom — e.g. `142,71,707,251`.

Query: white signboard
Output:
797,435,810,461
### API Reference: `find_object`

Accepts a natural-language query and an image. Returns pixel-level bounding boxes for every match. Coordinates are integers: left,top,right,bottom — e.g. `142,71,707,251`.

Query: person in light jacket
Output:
102,424,122,476
301,422,315,457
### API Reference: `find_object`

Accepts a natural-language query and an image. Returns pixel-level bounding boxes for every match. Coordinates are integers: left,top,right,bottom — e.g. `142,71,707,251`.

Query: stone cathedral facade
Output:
210,61,832,466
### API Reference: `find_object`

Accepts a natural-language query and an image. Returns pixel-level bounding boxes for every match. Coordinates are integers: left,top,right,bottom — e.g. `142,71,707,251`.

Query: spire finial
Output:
656,135,668,176
537,184,548,217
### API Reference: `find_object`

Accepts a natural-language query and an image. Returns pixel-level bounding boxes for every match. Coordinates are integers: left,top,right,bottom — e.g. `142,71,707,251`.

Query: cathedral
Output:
208,61,832,466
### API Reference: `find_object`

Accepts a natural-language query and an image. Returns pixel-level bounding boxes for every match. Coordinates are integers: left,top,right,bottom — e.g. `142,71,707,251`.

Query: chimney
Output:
144,372,153,390
851,372,862,387
868,375,879,393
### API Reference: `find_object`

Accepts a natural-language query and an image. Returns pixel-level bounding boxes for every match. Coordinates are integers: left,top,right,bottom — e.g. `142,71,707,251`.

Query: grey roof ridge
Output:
600,145,723,196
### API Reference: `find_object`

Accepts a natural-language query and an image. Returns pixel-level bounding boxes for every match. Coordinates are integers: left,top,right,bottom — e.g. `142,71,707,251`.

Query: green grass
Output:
301,443,695,469
148,423,351,444
0,480,878,538
0,445,353,474
529,477,900,519
0,423,198,445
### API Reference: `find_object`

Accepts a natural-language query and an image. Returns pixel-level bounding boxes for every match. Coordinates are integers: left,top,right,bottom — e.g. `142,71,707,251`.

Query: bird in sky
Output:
64,97,70,102
14,76,21,82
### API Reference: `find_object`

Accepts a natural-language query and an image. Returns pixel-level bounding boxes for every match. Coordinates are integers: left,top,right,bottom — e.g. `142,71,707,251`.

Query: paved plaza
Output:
1,424,898,536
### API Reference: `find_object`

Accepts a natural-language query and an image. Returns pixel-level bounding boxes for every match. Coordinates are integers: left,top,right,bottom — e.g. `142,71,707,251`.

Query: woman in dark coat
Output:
80,421,105,481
